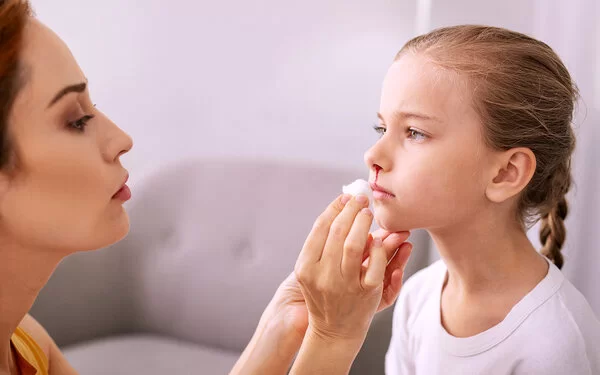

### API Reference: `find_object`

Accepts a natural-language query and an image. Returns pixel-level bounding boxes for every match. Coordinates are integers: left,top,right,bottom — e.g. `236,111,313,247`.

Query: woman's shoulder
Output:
17,314,79,374
17,314,53,359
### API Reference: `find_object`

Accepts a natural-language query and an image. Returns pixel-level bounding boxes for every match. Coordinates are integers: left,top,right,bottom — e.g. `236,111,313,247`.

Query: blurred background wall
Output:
33,0,599,315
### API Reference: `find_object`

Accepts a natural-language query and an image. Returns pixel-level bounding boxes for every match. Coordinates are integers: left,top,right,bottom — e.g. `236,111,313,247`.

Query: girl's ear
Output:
485,147,536,203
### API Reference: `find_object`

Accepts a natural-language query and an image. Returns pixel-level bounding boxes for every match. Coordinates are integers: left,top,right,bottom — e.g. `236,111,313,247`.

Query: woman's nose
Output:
114,130,133,161
102,116,134,163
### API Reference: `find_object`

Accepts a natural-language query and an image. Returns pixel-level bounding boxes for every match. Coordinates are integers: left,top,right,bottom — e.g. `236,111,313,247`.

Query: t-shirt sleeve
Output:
515,285,600,375
557,285,600,374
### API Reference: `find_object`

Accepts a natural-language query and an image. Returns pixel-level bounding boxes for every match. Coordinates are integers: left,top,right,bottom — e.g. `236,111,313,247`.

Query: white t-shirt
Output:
385,258,600,375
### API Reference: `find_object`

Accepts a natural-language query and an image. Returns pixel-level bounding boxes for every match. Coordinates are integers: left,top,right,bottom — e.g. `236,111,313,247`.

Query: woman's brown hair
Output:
398,25,577,269
0,0,31,168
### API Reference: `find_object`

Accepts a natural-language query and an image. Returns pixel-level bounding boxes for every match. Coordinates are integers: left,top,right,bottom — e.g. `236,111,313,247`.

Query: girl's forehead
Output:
380,54,476,125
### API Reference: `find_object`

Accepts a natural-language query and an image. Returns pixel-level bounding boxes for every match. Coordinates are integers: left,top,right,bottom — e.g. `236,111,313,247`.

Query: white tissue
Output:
342,179,373,202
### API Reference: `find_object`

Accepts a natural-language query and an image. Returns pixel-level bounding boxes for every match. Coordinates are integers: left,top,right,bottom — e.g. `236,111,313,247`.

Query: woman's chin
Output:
81,218,130,252
107,218,130,247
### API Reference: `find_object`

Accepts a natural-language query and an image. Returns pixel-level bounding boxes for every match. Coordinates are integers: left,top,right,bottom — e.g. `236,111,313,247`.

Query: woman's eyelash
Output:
68,114,95,132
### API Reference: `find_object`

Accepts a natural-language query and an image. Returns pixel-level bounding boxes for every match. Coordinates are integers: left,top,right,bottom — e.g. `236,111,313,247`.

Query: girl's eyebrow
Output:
377,110,441,124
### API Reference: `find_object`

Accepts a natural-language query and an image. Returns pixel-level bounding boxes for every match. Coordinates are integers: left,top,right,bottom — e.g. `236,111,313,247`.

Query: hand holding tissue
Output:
342,179,373,203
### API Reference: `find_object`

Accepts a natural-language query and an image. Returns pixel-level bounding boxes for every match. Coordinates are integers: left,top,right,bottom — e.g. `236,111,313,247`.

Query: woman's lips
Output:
112,184,131,201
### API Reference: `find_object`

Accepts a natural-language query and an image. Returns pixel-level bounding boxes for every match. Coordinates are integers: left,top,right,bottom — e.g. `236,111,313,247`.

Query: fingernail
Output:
373,237,383,247
341,194,351,205
355,195,369,204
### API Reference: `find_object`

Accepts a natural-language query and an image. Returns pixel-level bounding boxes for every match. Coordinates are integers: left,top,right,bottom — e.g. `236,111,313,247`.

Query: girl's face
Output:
364,52,497,232
0,19,133,254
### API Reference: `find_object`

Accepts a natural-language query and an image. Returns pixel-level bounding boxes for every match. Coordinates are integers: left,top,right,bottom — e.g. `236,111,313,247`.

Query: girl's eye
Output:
68,114,95,132
373,125,386,137
408,128,427,142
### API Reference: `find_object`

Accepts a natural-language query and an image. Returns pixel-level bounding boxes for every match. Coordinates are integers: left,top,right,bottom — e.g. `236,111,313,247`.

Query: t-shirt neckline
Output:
436,257,564,357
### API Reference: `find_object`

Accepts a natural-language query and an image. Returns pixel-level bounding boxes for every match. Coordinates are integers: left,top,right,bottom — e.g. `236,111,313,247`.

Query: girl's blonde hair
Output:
398,25,577,269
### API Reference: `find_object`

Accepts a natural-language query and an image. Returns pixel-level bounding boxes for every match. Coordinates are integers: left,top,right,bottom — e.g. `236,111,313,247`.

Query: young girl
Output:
373,26,600,374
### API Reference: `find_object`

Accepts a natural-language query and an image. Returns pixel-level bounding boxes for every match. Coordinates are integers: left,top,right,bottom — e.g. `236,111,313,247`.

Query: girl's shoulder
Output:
395,260,446,320
401,260,446,299
521,276,600,373
552,276,600,349
555,278,599,326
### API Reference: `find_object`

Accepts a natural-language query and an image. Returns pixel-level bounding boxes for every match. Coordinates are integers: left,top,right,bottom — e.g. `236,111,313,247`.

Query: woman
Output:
0,1,412,374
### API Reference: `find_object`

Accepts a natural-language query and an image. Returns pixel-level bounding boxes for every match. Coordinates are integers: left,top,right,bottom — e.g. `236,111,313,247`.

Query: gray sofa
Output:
30,159,430,375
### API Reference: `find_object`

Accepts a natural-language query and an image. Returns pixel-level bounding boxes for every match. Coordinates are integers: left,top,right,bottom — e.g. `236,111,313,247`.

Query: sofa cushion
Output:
64,334,240,375
119,160,361,352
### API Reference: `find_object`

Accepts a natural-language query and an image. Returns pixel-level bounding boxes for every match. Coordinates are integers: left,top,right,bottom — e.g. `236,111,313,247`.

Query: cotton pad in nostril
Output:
342,179,373,203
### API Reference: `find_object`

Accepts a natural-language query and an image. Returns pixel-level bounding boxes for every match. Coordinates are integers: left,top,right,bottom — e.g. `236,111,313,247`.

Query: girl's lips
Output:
369,182,395,196
372,189,395,200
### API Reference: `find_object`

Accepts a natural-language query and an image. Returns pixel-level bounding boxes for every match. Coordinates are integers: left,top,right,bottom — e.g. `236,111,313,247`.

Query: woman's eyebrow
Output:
47,81,87,109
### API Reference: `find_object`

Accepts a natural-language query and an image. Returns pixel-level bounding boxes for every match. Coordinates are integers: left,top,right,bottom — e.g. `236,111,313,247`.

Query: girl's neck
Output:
429,211,549,297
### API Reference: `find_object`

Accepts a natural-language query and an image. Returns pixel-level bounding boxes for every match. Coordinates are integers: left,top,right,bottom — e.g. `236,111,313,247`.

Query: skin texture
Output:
0,18,132,375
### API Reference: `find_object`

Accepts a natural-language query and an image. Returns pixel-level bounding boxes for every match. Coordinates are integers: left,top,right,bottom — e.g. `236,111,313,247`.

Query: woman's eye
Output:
408,128,427,142
68,114,95,132
373,125,386,137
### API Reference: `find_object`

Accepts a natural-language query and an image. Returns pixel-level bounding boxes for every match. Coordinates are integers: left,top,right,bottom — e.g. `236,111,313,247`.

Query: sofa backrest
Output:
33,159,364,351
121,159,363,351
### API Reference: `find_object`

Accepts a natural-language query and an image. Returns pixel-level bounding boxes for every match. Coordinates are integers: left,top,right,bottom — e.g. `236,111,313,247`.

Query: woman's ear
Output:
485,147,536,203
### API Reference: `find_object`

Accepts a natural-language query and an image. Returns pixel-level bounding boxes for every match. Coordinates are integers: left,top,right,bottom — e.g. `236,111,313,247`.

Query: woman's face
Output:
0,19,133,254
364,52,497,233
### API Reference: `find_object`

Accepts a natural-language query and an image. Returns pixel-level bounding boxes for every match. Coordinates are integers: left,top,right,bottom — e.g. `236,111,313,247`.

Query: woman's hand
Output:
365,228,413,313
264,226,411,344
261,271,308,339
231,194,411,375
294,193,412,344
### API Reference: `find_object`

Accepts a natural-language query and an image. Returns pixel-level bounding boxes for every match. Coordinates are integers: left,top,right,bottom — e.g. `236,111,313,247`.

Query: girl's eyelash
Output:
372,124,428,141
407,127,427,141
68,114,95,132
372,124,386,135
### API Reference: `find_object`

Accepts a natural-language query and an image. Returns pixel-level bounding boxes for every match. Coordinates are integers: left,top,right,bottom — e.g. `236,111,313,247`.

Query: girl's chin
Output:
373,215,412,233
